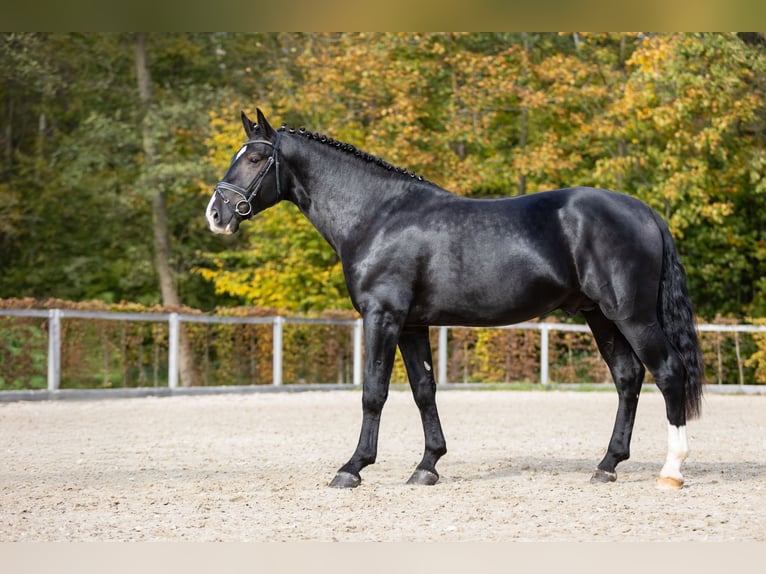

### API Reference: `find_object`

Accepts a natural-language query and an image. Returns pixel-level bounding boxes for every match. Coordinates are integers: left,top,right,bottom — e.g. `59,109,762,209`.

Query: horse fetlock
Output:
614,450,631,464
425,444,447,460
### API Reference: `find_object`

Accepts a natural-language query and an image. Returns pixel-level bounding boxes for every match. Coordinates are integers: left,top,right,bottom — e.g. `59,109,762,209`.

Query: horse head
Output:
206,109,283,234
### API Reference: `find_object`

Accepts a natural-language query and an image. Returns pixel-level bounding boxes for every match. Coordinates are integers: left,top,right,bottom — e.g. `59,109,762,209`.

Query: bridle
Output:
214,129,283,218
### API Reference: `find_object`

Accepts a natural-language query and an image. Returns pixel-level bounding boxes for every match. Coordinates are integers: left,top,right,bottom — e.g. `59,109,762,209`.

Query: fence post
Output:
168,313,179,389
47,309,61,391
352,318,363,386
438,326,448,385
273,316,284,386
540,324,550,385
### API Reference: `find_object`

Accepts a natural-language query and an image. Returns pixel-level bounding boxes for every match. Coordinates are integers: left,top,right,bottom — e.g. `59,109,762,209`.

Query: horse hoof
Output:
329,471,361,488
590,469,617,484
656,476,684,490
407,469,439,486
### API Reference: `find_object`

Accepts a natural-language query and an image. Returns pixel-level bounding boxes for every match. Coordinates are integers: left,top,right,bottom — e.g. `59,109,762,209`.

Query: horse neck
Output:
284,137,414,255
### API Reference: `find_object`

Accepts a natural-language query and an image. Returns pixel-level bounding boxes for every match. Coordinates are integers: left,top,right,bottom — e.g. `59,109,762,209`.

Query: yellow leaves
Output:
518,89,549,110
512,136,578,189
627,34,679,76
207,105,248,167
699,201,734,224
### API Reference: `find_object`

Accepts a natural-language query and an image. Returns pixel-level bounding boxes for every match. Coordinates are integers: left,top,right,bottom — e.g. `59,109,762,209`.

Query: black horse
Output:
207,109,703,490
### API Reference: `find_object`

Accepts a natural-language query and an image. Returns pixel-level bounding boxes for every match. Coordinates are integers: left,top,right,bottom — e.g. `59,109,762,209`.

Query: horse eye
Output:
249,156,260,163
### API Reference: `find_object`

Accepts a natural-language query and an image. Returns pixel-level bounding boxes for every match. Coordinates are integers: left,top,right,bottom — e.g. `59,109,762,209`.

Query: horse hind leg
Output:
398,326,447,485
615,318,690,490
585,309,645,484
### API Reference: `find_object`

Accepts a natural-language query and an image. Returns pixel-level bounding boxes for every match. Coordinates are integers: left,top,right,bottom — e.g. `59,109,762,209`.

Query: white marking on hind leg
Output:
659,424,688,486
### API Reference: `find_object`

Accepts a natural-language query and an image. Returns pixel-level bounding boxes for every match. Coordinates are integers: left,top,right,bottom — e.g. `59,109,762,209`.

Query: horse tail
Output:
652,211,704,420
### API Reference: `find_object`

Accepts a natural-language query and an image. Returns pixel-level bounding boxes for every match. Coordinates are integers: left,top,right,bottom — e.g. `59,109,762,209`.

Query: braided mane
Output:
279,124,428,183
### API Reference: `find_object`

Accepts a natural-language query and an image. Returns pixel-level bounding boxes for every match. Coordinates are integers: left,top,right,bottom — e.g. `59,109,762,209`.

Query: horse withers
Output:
206,109,703,490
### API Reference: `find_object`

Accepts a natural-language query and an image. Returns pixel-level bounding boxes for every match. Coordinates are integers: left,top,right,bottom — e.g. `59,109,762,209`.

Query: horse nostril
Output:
211,209,220,223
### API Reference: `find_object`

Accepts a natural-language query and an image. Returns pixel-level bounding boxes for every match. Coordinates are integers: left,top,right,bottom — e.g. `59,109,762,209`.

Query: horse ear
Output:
256,108,277,140
241,111,258,139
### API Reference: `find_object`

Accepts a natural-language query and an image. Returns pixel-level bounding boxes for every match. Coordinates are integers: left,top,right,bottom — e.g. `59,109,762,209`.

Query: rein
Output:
215,129,283,218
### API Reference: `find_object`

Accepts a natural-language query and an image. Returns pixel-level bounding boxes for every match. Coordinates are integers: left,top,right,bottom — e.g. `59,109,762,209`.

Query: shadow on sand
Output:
443,456,766,485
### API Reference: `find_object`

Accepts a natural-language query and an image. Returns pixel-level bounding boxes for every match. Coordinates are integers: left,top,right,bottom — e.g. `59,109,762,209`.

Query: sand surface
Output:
1,389,765,541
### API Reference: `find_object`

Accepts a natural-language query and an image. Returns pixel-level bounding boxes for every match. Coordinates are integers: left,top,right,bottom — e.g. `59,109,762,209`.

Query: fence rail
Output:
2,309,766,392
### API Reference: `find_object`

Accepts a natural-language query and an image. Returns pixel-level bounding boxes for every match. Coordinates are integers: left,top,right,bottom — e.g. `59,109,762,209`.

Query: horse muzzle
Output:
206,192,241,235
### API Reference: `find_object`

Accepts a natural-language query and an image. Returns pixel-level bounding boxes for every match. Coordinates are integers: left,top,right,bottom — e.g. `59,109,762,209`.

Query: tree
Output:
588,33,766,316
1,34,229,308
0,33,155,302
135,32,202,387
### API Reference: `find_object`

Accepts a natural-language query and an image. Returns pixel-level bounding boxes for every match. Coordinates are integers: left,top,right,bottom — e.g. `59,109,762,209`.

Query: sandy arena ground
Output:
1,388,765,541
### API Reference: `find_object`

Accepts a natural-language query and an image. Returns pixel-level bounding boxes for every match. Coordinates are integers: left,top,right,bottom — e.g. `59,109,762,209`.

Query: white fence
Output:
2,308,766,392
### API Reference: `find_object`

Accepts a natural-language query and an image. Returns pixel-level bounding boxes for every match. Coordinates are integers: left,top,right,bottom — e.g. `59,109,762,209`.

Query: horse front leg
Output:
398,326,447,485
329,306,403,488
